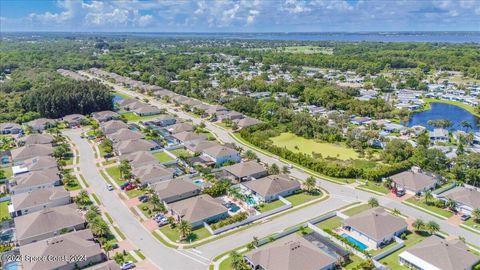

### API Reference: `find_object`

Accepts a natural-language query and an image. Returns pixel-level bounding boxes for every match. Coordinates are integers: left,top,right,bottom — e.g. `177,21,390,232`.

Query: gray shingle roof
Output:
243,174,300,198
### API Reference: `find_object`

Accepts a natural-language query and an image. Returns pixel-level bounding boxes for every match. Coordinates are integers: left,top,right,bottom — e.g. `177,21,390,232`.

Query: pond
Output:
406,103,479,132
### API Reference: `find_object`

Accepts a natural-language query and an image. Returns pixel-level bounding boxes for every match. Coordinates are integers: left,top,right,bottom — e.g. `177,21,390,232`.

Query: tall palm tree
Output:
426,221,440,235
177,220,192,241
90,218,110,237
392,208,401,216
412,218,425,232
304,176,316,193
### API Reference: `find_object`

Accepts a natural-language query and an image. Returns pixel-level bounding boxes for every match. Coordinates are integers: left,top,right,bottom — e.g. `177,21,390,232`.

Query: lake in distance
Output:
406,103,479,132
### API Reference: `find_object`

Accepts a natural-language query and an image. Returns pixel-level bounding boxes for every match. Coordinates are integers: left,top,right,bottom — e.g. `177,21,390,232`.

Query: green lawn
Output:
170,148,193,158
64,179,81,191
285,190,322,207
379,231,427,269
0,200,11,220
159,225,212,243
153,151,174,163
464,218,480,231
344,254,367,270
1,167,13,179
126,188,144,198
405,198,453,218
122,112,161,122
134,250,146,260
342,204,372,216
114,91,133,99
315,217,342,231
270,132,360,160
357,183,390,194
255,200,286,213
102,159,117,166
138,202,163,218
105,166,125,186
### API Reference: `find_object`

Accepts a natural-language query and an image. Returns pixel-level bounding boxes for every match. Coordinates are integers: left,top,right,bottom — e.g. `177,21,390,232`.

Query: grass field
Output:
285,191,322,207
405,197,453,218
159,225,212,243
280,46,334,55
256,199,286,213
315,217,342,231
270,132,360,160
357,183,390,194
105,166,125,186
424,98,480,118
64,179,81,191
379,231,427,269
0,200,11,220
121,112,161,122
153,151,174,163
342,204,372,216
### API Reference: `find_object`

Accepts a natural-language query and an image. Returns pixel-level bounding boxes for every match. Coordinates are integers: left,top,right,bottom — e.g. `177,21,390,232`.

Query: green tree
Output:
268,163,280,174
304,176,317,193
424,191,433,204
412,218,425,231
178,220,192,241
368,197,379,208
472,208,480,223
426,221,440,235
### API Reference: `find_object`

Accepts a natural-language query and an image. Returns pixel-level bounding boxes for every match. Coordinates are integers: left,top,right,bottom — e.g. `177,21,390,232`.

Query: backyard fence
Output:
205,197,292,235
371,236,405,261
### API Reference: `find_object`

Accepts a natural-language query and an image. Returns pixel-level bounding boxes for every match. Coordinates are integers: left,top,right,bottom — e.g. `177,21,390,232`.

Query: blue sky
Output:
1,0,479,32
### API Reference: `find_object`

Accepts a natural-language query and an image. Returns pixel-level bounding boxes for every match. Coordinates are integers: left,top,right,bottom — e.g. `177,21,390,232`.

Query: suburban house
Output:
201,145,241,165
116,98,138,108
132,104,161,116
13,155,57,174
100,120,129,135
120,150,158,168
107,128,144,143
132,163,175,185
154,177,201,203
19,230,105,270
206,105,229,116
142,115,177,127
14,204,86,245
9,168,61,194
9,186,70,217
92,110,120,122
62,114,86,127
389,167,439,195
184,140,219,153
429,128,449,142
167,123,194,134
172,131,207,145
19,133,54,145
115,139,157,156
398,235,480,270
439,186,480,215
222,160,268,182
0,122,22,134
168,194,229,228
343,207,408,249
244,234,337,270
11,144,54,163
26,118,56,132
234,117,262,129
242,174,300,202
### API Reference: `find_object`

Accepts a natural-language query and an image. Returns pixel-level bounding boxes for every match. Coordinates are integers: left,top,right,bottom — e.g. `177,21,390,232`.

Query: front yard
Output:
159,225,212,243
105,166,124,186
121,112,162,122
379,231,428,269
341,204,372,216
284,190,322,206
357,182,390,194
404,197,453,218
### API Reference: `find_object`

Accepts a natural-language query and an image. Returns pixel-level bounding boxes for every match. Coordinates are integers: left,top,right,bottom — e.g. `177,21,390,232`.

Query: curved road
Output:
77,71,480,267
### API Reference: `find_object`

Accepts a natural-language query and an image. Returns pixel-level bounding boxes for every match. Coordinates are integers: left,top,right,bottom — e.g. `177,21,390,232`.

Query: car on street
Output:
106,184,114,191
121,261,135,270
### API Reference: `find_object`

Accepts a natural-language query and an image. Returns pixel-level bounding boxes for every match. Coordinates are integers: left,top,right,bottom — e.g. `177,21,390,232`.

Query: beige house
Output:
107,128,144,143
120,151,158,168
154,177,201,203
19,230,105,270
115,139,157,155
26,118,56,132
12,155,58,176
390,167,439,195
19,133,54,145
167,123,194,134
100,120,129,135
242,174,300,202
343,207,407,249
168,194,229,228
11,144,54,163
92,110,119,122
132,163,175,185
9,168,60,194
439,186,480,216
10,186,70,217
15,204,86,245
62,114,86,127
222,161,268,182
399,235,480,270
244,234,337,270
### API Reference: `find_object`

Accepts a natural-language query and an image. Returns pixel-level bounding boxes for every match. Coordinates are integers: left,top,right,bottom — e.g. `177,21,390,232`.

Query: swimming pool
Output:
227,202,240,213
0,229,14,242
245,196,258,206
4,262,18,270
341,233,368,250
193,179,205,186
